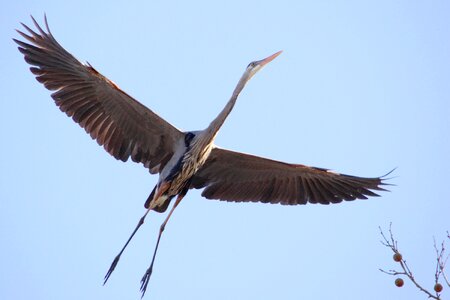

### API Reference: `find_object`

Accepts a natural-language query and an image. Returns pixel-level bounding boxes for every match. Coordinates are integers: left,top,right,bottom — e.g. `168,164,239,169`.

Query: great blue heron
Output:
15,16,390,297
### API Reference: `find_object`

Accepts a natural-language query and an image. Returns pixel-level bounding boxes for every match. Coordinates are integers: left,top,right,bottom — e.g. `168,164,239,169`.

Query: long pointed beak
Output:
257,50,283,67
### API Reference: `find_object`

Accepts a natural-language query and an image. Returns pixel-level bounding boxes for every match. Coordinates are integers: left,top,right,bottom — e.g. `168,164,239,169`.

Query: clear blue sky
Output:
1,1,449,299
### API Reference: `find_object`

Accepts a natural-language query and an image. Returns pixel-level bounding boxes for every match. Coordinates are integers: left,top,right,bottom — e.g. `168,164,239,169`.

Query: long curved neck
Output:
204,71,251,139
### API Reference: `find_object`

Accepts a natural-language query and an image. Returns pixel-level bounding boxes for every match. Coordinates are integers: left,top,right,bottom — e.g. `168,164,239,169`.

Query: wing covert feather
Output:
191,148,388,205
15,16,183,173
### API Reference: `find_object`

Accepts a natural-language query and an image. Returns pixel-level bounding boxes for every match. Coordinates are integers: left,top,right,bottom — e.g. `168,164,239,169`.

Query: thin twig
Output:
435,236,450,288
379,224,440,299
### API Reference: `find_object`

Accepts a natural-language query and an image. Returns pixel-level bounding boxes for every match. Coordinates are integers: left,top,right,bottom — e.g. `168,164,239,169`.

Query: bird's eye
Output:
247,61,256,68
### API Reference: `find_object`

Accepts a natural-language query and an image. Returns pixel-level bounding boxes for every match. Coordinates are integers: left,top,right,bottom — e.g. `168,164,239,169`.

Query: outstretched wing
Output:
190,148,389,205
14,16,183,173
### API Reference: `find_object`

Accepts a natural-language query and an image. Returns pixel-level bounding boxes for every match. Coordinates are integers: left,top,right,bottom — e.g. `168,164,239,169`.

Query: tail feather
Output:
144,185,173,213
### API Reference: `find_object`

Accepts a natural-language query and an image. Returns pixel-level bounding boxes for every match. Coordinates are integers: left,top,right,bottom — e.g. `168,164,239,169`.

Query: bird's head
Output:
230,50,282,99
245,50,282,80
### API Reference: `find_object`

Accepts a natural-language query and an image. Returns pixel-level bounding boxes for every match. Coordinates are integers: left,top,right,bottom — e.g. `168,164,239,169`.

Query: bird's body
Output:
150,130,209,211
15,16,391,297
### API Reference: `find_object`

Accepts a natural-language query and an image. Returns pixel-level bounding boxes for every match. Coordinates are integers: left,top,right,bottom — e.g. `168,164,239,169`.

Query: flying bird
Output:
15,16,390,297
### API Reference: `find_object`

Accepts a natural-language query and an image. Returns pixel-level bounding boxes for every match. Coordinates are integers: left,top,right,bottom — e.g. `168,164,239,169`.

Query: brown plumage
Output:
14,16,183,174
191,148,387,204
15,15,391,297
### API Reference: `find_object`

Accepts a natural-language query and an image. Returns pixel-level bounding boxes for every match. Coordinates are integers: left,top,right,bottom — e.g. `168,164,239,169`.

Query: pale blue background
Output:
1,1,449,299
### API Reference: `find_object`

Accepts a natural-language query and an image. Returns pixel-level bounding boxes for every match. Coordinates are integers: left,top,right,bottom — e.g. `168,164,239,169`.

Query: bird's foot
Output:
140,266,153,298
104,254,121,285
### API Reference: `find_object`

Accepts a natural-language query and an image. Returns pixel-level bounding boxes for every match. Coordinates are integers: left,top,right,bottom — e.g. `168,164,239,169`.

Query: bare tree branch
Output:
435,235,450,288
379,224,448,299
